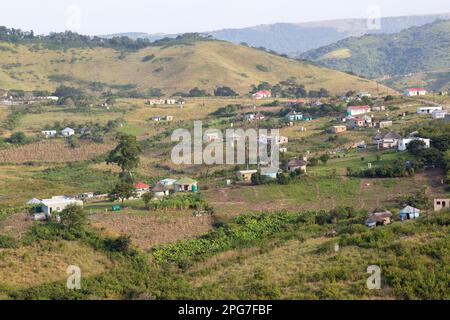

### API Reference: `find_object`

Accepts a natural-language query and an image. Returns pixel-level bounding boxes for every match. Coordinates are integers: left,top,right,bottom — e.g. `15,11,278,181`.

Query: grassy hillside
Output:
301,20,450,91
0,39,391,96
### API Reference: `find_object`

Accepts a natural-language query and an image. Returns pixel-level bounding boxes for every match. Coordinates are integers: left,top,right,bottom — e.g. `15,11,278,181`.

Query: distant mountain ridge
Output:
300,20,450,91
101,13,450,54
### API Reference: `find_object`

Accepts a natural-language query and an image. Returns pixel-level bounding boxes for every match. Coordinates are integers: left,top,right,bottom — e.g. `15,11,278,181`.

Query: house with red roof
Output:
403,88,427,97
134,182,150,198
252,90,272,100
346,105,371,116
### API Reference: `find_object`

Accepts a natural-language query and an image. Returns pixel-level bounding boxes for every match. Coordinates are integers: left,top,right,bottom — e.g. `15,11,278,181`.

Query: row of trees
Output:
250,78,331,99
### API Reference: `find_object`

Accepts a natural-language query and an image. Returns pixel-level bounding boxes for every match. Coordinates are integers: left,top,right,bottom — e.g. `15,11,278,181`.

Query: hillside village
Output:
0,28,449,301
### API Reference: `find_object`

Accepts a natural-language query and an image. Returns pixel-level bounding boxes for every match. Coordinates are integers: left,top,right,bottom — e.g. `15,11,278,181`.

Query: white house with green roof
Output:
174,178,198,193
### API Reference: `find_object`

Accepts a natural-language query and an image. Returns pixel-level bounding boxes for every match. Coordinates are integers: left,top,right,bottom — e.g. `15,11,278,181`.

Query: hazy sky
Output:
1,0,449,35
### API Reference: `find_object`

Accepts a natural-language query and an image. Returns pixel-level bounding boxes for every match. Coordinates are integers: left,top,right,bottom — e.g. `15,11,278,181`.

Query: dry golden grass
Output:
0,212,33,240
0,140,114,163
90,210,213,249
0,41,394,96
0,240,112,289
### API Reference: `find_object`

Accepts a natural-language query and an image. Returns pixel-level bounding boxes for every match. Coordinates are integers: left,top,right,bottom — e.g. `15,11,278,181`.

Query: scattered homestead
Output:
399,206,420,221
404,88,427,96
417,106,442,114
365,211,393,228
252,90,272,100
434,198,450,211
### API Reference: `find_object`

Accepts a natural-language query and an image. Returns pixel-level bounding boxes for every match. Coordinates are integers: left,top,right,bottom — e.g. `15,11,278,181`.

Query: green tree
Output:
109,180,136,205
320,154,330,164
214,86,238,97
107,134,142,173
407,140,426,155
58,204,87,229
142,191,154,210
8,131,27,144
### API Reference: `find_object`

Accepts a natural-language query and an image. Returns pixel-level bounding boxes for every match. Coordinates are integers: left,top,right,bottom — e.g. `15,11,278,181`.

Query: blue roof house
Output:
399,206,420,221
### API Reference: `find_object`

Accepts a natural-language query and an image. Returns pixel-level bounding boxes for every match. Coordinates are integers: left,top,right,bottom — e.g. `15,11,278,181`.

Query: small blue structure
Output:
399,206,420,221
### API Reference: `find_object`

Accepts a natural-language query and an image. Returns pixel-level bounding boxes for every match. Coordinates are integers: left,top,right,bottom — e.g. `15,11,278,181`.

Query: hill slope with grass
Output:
301,20,450,91
0,36,391,96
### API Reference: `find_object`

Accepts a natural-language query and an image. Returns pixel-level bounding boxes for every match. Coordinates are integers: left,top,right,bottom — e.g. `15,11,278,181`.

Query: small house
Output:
61,127,75,137
346,105,371,116
398,138,431,151
252,90,271,100
41,196,83,216
375,120,393,129
285,111,303,122
177,98,186,105
134,182,150,198
151,116,162,122
159,178,177,188
331,126,347,134
347,118,367,129
166,99,177,105
404,88,427,96
152,183,170,198
236,170,258,182
165,116,174,121
357,92,372,98
399,206,420,220
260,168,280,180
417,106,442,114
365,211,392,228
432,110,447,119
374,131,401,149
174,178,198,193
41,130,57,138
372,106,386,112
302,113,313,121
286,158,307,173
434,198,450,211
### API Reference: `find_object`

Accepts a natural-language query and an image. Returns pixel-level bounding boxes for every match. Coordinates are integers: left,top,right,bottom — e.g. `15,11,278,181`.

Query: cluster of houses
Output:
0,95,59,106
416,106,448,119
146,98,185,106
365,198,450,228
373,131,431,151
341,105,393,130
26,196,84,221
41,127,75,138
236,156,307,182
364,206,420,228
134,178,198,199
26,177,199,220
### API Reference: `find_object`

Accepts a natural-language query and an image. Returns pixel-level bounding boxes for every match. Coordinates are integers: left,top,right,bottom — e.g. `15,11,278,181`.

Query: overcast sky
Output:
1,0,450,35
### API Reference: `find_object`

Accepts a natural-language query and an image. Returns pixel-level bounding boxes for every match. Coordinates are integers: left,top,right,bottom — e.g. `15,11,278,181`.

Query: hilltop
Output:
300,20,450,91
0,33,391,96
102,13,450,55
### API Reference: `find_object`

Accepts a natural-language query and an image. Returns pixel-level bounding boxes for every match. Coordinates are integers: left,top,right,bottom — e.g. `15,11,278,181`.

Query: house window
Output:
437,201,441,205
443,201,447,208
